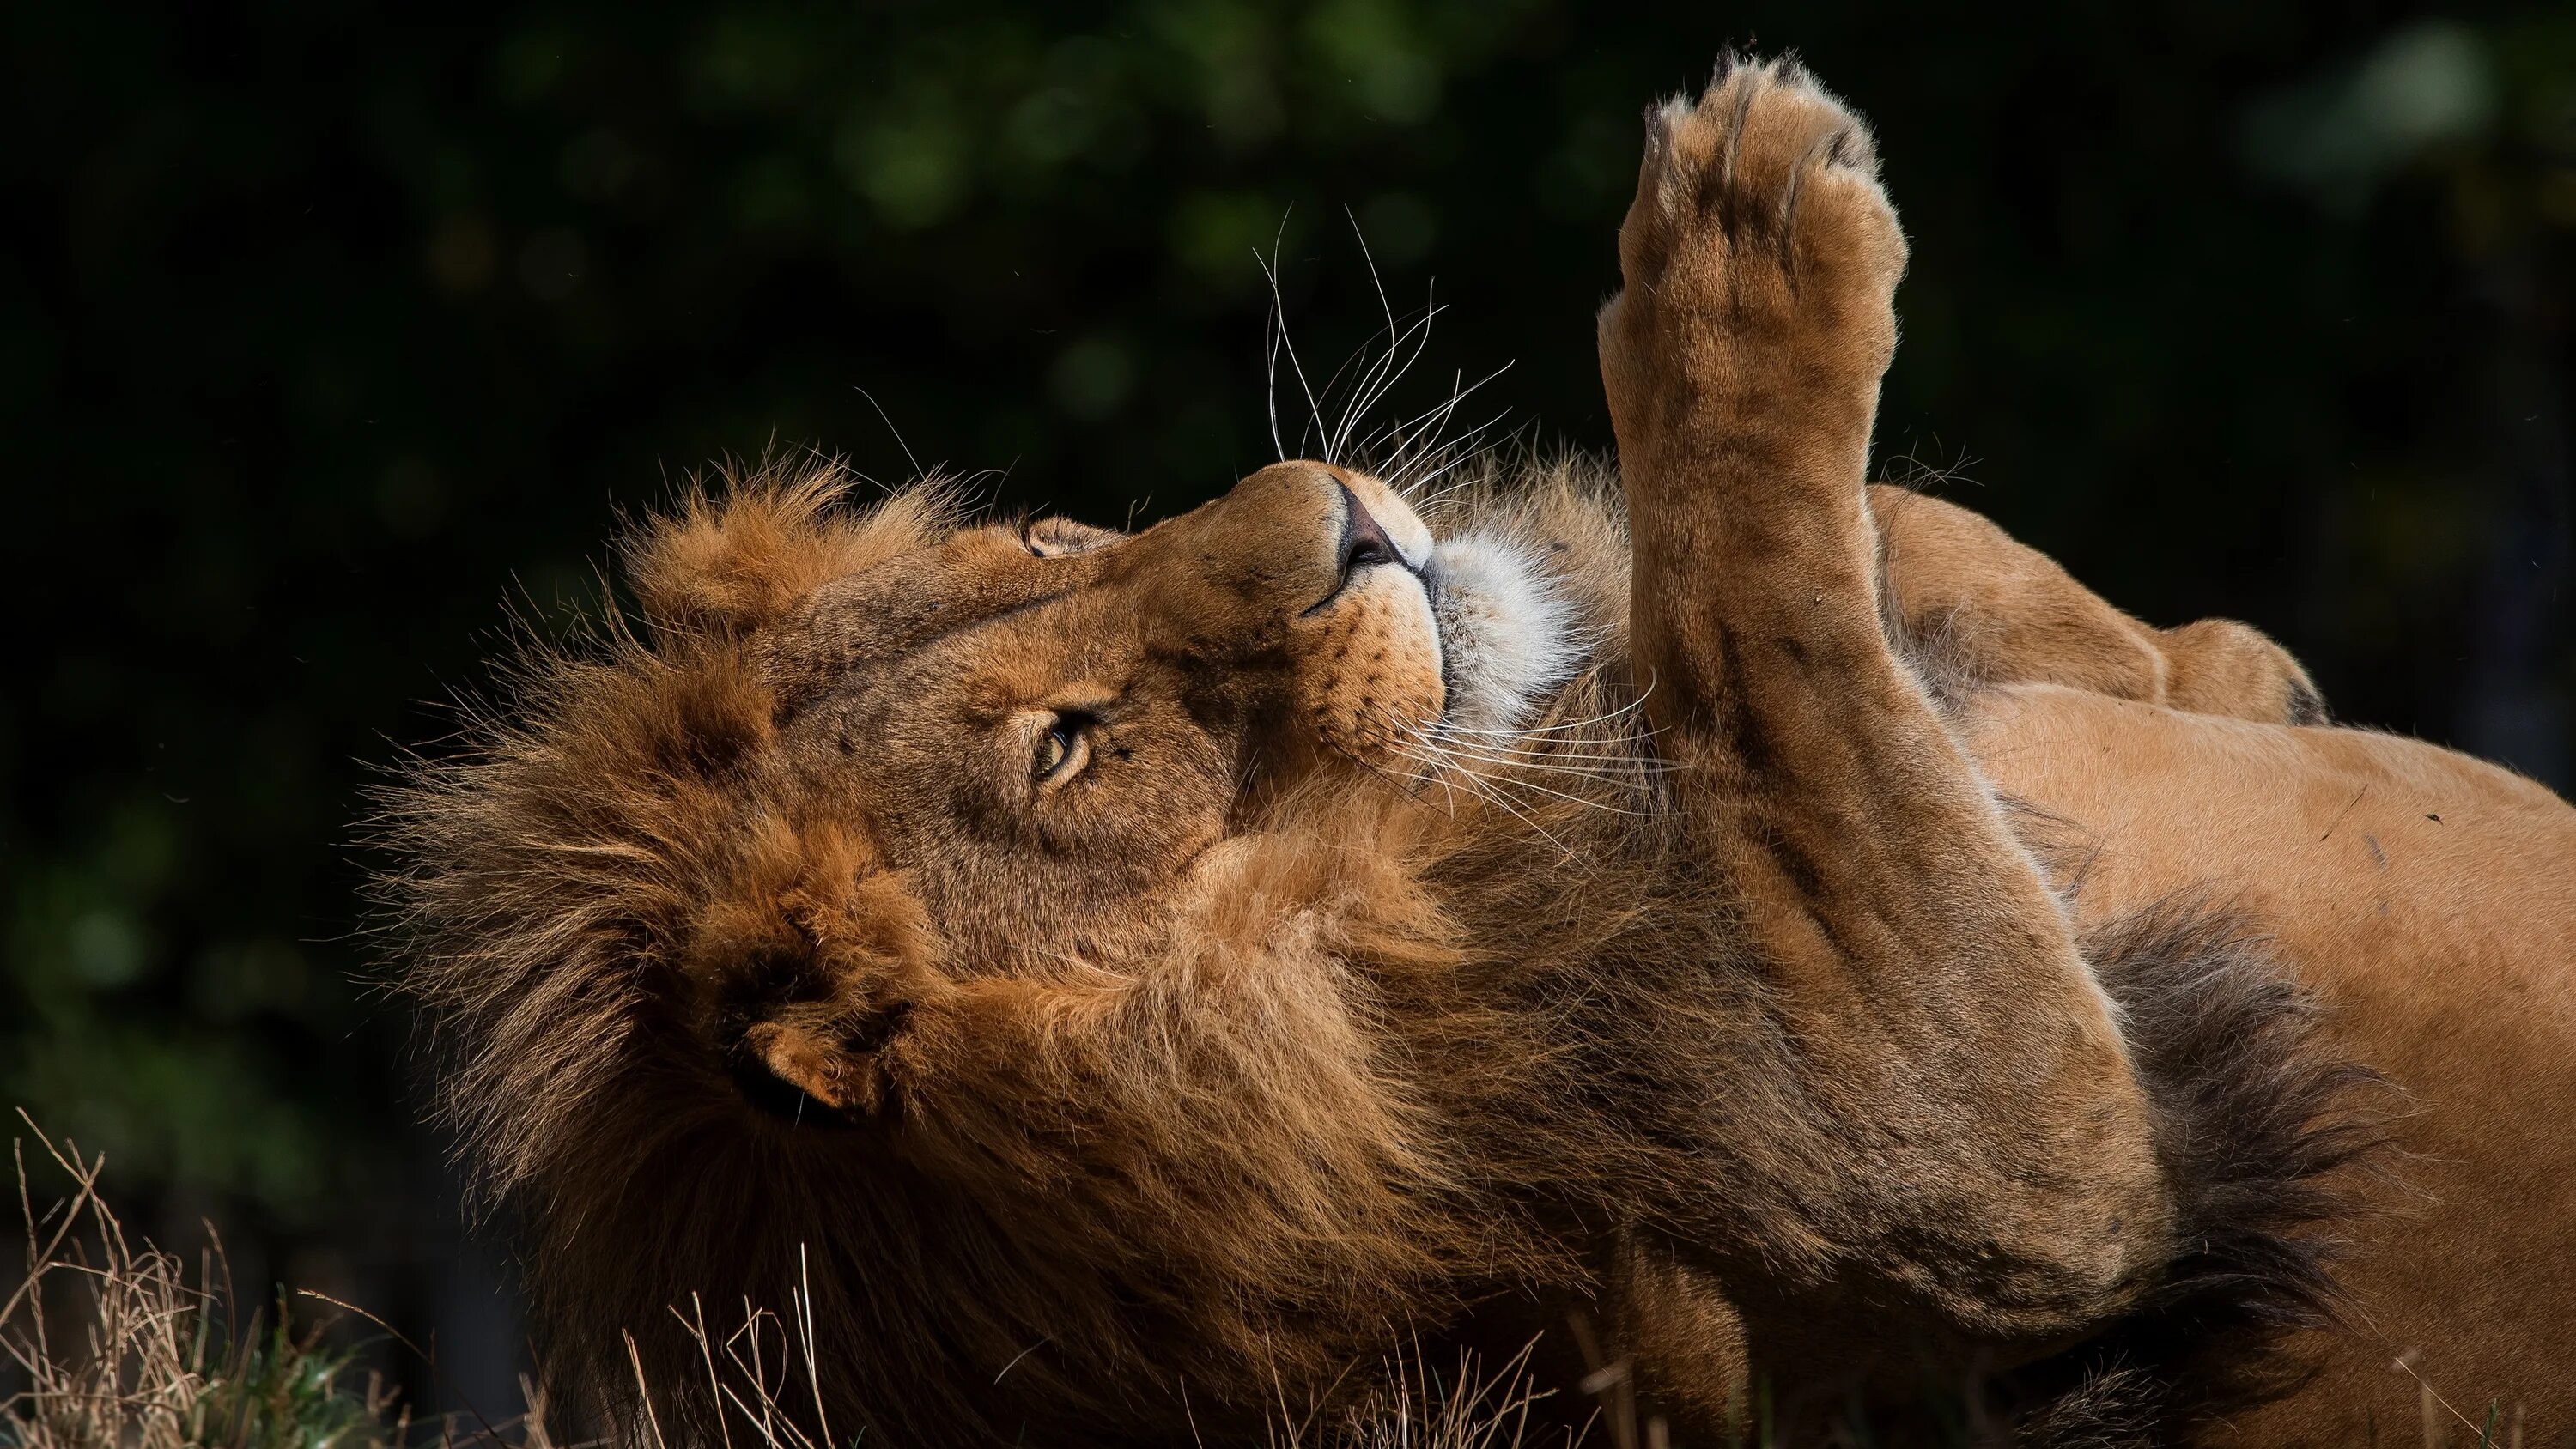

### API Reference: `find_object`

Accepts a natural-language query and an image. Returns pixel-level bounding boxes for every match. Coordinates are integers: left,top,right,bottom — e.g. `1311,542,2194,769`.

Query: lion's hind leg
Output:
1869,484,2326,725
2159,617,2326,724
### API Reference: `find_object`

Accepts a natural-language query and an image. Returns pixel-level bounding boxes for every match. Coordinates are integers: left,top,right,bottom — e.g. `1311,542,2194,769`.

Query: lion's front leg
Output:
1599,59,2168,1349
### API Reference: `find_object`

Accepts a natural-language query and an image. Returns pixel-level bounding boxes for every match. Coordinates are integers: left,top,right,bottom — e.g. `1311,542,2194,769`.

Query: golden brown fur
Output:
380,56,2570,1447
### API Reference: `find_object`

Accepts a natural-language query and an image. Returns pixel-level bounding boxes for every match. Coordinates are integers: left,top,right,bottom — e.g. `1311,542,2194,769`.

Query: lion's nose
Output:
1337,482,1406,577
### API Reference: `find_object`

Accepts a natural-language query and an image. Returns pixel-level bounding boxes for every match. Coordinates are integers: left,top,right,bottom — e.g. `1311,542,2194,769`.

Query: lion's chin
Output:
1426,533,1579,735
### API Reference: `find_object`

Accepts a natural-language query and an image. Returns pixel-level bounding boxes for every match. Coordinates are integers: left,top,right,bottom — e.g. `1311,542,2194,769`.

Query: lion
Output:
380,57,2575,1447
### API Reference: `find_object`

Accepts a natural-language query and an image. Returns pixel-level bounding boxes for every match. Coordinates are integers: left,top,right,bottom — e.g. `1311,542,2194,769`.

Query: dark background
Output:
6,0,2571,1423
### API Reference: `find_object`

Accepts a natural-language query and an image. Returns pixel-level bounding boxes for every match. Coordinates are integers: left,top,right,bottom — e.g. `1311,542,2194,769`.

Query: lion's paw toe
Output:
1617,54,1905,308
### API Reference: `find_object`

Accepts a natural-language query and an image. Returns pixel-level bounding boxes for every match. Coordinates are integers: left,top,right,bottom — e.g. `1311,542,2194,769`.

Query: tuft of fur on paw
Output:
1614,53,1904,307
1596,53,1911,492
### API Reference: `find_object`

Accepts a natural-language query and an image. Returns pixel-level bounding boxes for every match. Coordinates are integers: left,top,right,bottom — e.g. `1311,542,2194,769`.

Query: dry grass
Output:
3,1115,2530,1449
1,1113,560,1449
607,1276,1568,1449
2,1115,1569,1449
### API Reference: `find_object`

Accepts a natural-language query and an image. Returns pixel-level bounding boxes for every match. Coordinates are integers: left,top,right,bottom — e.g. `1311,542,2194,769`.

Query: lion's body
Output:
385,56,2573,1449
1875,482,2576,1433
1962,685,2576,1440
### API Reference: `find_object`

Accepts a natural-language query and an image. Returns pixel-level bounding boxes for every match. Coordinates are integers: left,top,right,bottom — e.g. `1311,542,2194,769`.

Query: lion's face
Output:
636,460,1570,1119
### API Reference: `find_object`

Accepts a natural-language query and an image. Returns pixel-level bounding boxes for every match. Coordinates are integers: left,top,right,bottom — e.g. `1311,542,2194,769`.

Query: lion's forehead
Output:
756,532,1115,697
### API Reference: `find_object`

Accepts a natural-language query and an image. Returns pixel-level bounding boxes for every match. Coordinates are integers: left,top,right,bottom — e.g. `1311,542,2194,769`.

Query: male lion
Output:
385,58,2575,1447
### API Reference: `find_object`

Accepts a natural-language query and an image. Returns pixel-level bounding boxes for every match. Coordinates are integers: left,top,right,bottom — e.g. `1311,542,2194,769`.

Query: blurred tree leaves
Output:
0,0,2569,1263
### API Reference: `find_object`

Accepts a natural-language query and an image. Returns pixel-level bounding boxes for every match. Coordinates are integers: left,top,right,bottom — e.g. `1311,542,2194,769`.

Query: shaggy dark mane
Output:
1997,900,2392,1446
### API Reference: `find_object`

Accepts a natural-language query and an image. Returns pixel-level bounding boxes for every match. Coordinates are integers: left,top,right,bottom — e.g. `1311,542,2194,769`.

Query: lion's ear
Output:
625,467,945,638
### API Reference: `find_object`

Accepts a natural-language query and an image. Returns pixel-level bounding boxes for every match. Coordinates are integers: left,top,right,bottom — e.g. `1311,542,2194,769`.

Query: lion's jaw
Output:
1426,530,1582,736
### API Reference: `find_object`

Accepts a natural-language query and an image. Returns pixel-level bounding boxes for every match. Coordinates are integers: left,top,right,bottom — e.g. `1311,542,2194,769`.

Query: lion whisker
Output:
1409,723,1669,773
1423,742,1666,767
1390,421,1514,510
1389,736,1655,819
1332,204,1410,464
1257,218,1335,464
1388,744,1576,852
1326,215,1449,467
1415,740,1674,780
1382,389,1507,476
1378,367,1479,474
1334,298,1449,468
1376,364,1514,498
1442,685,1659,740
1337,301,1448,467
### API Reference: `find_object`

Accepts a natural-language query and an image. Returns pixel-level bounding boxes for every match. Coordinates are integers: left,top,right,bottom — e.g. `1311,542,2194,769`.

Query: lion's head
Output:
637,462,1575,1107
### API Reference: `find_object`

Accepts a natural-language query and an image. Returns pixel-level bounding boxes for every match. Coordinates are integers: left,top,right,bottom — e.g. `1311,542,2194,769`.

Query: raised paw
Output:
1598,56,1907,473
